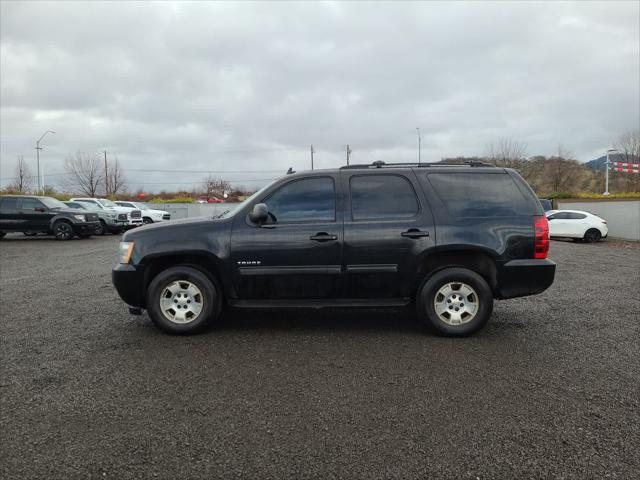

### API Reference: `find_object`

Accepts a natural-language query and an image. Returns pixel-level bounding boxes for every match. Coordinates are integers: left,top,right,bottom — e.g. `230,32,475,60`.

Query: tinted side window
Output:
0,197,18,210
21,198,44,210
568,212,586,220
427,173,532,217
264,177,335,223
350,174,419,220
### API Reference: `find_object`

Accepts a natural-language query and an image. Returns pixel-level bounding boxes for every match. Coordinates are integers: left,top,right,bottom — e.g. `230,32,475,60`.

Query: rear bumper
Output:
112,263,145,308
495,258,556,299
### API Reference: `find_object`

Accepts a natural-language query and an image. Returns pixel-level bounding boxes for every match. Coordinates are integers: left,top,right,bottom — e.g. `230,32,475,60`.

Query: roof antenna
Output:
286,167,295,175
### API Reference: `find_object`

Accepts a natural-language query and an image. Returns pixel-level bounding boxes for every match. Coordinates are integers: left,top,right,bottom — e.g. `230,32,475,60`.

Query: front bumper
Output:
112,263,146,308
126,219,144,228
73,221,101,234
495,258,556,299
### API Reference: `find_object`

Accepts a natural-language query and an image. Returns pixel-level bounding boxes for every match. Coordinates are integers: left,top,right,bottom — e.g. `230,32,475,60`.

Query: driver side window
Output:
264,177,335,223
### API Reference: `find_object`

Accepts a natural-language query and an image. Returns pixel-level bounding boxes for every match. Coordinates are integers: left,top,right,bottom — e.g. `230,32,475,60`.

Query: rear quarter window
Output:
0,197,18,210
426,172,534,217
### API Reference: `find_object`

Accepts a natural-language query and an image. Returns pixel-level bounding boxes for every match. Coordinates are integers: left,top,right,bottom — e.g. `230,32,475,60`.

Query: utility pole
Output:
604,148,618,196
104,150,109,196
310,144,315,170
346,144,352,165
416,127,422,164
35,130,55,194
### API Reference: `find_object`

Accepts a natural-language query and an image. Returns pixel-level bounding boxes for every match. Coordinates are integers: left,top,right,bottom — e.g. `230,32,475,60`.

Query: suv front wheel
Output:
417,267,493,336
146,266,221,334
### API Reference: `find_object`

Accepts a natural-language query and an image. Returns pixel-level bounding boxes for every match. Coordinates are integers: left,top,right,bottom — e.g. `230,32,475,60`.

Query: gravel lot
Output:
1,233,639,479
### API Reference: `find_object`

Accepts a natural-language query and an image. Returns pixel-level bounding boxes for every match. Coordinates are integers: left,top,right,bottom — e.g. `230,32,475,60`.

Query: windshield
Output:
132,202,147,209
217,180,278,219
40,197,69,209
99,199,118,207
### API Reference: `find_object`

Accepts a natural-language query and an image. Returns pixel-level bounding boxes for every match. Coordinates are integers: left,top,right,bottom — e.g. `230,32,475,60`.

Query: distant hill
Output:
586,156,607,171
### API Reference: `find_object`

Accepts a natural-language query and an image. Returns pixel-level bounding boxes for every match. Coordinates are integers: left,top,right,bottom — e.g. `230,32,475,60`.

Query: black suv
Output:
113,162,555,336
0,195,100,240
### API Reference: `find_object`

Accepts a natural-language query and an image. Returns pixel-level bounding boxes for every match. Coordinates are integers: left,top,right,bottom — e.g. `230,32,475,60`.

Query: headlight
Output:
73,214,86,221
119,242,134,264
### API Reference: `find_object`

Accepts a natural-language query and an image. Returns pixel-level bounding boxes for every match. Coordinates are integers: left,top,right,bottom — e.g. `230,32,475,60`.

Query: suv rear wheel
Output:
417,267,493,336
146,266,221,334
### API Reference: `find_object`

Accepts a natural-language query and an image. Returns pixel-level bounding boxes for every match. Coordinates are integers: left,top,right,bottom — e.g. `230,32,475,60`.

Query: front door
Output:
230,175,343,300
19,197,51,231
341,170,435,299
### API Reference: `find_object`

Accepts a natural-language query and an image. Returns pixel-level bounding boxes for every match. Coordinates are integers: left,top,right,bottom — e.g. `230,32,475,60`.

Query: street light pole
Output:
416,128,421,164
35,130,55,194
604,148,618,196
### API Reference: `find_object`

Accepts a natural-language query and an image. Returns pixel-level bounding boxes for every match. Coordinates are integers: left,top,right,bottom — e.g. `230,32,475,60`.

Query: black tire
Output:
143,217,153,225
416,267,494,337
52,220,74,241
95,220,106,236
146,266,222,334
0,231,6,239
23,232,38,236
583,229,601,243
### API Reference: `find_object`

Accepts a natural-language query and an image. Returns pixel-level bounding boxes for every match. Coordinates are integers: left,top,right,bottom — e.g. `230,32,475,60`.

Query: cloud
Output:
1,0,638,191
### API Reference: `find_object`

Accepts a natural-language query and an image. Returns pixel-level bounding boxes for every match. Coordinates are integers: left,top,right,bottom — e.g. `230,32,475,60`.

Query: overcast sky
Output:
1,0,639,192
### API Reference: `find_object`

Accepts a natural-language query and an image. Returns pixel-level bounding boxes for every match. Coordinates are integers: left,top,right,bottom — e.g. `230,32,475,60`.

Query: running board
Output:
227,298,411,309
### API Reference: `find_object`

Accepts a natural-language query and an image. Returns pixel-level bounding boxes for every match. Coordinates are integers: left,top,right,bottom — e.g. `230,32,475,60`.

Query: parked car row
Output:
0,195,171,240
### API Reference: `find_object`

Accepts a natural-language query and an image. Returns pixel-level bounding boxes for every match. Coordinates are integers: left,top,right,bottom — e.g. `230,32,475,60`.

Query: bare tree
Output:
106,155,126,195
7,156,33,193
544,146,581,193
485,137,528,167
64,152,103,197
203,175,231,201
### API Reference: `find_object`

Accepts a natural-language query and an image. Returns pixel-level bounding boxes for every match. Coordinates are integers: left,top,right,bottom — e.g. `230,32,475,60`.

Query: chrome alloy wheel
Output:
433,282,479,326
159,280,204,324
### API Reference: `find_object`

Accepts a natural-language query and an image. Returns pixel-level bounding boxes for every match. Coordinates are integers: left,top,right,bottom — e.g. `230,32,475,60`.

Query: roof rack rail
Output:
339,160,495,170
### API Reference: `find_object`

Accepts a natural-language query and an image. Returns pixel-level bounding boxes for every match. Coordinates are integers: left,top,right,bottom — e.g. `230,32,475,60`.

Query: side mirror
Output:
248,203,269,224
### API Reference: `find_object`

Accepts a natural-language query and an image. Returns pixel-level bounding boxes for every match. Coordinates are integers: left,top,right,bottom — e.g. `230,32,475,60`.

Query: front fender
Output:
48,214,78,229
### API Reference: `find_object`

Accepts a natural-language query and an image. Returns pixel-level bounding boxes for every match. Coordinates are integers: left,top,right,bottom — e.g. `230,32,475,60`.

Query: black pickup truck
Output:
113,161,555,336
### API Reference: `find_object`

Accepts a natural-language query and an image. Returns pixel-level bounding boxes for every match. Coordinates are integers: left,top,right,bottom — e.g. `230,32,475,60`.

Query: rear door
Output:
0,197,20,230
341,170,435,299
230,174,343,300
566,212,588,236
19,197,51,231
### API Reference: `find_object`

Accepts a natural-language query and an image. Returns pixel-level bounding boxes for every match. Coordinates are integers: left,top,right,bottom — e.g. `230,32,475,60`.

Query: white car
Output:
546,209,608,243
115,201,171,224
71,198,144,228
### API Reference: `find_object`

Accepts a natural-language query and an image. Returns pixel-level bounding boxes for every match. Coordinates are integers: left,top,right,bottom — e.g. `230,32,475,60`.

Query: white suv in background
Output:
546,210,608,243
71,198,144,228
115,201,171,224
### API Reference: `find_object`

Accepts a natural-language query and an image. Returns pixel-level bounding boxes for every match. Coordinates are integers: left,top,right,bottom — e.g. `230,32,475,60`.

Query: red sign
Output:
137,193,146,199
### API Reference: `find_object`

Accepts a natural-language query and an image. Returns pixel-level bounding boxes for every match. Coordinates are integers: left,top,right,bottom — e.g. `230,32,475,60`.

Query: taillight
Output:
534,215,549,259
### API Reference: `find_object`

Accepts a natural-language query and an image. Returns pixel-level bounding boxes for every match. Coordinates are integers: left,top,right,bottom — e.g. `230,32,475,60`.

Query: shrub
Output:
148,197,195,204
